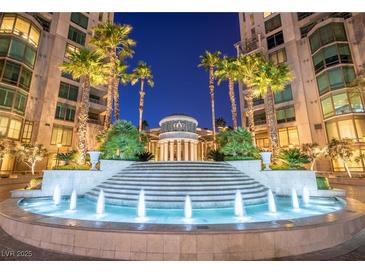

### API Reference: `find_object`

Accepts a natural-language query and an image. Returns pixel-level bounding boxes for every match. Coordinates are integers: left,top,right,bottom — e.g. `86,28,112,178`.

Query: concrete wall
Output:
11,160,133,198
227,160,319,195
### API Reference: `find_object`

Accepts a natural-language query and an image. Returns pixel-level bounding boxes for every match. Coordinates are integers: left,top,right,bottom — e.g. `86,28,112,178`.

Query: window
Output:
2,61,21,85
338,119,357,139
316,66,356,95
297,13,314,21
254,110,266,125
0,86,15,108
264,14,281,33
68,26,86,46
279,127,299,147
0,37,10,56
0,115,9,136
21,120,33,143
300,22,316,38
326,117,365,141
355,118,365,141
64,43,80,59
0,60,4,76
7,119,22,139
276,106,295,124
24,46,36,67
249,14,255,26
255,132,270,148
274,84,293,103
51,125,73,146
253,95,264,106
269,48,287,65
55,103,76,122
61,71,79,82
312,43,352,73
0,15,40,47
14,92,27,113
309,23,347,53
58,82,79,101
70,13,88,29
19,67,32,90
267,31,284,50
320,92,364,118
98,13,103,21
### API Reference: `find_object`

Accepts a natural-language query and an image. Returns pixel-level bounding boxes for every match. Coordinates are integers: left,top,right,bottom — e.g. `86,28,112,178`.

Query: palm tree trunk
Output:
265,87,279,154
113,75,120,121
310,158,316,171
343,160,352,178
245,89,256,145
138,79,145,132
228,79,238,129
209,66,217,149
104,51,116,131
78,76,91,164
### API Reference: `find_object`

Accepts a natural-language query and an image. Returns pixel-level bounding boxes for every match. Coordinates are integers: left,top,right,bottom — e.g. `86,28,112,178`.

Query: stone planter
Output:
260,152,272,170
88,151,101,170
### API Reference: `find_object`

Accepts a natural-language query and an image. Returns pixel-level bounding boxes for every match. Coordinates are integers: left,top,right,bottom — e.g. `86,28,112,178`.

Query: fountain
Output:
53,184,61,206
267,189,277,213
184,195,192,219
96,189,105,215
69,189,77,210
291,188,300,210
234,190,245,217
137,189,146,218
302,186,310,205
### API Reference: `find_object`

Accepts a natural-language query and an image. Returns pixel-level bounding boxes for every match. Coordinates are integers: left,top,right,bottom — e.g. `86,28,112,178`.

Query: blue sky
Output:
114,13,240,129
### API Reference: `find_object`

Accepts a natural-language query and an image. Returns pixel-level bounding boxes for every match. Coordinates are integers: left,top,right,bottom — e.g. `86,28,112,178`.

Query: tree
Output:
90,22,135,129
215,56,240,129
253,61,293,154
237,53,265,144
324,138,363,178
215,117,227,131
198,50,221,148
301,143,323,171
216,127,259,160
0,139,17,166
99,120,145,160
113,59,131,121
16,144,48,175
130,61,154,132
278,148,310,169
141,120,149,130
60,48,107,163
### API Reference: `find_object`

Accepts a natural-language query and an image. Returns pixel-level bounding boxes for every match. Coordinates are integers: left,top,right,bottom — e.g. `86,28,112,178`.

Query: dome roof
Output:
159,114,198,126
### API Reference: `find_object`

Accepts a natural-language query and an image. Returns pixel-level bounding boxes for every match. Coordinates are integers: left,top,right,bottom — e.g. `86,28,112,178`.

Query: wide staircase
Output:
85,161,268,208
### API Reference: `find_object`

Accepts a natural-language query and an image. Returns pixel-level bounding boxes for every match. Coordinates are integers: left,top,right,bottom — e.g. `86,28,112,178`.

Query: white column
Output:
148,142,152,152
193,142,198,161
190,141,194,161
159,142,163,161
177,140,182,161
169,141,174,161
164,142,168,161
184,140,189,161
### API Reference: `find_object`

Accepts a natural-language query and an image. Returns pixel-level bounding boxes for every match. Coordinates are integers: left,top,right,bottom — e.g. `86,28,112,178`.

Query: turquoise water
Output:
19,196,345,225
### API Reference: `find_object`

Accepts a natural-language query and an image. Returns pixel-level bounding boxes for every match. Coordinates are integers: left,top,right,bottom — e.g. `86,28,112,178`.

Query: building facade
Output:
145,114,214,161
236,12,365,172
0,12,113,173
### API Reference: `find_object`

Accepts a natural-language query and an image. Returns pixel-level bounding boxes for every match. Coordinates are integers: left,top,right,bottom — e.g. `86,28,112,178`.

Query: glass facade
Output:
276,106,295,124
59,82,79,101
0,114,22,139
264,14,281,33
0,59,33,91
309,23,347,53
316,66,356,95
278,127,300,147
325,116,365,142
68,26,86,46
269,47,287,65
55,103,76,122
253,109,266,125
0,86,27,114
51,124,73,146
70,13,88,29
321,91,364,118
267,31,284,50
274,84,293,104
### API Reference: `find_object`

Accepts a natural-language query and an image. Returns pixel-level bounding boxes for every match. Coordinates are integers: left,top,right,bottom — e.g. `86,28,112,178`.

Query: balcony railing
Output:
236,34,264,55
89,98,106,105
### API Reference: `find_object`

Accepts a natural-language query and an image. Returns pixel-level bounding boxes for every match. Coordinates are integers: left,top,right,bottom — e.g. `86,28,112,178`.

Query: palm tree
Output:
113,59,130,121
60,48,107,163
215,56,240,129
198,50,221,148
142,120,149,130
90,22,135,130
253,61,293,154
237,53,264,144
130,61,154,132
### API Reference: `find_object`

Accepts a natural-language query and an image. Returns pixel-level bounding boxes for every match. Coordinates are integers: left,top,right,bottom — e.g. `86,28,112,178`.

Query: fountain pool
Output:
19,195,344,225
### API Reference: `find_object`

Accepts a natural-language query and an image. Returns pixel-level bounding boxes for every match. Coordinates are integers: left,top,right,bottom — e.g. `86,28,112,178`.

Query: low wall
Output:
227,160,318,196
11,160,133,198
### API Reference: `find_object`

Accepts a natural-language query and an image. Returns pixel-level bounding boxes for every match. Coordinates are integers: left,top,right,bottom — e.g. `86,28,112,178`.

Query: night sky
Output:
114,13,240,129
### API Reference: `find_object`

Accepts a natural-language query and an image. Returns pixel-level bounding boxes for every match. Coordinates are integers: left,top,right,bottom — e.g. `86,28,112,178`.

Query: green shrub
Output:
26,177,42,190
136,151,154,161
53,163,90,170
216,127,259,160
316,176,331,190
99,120,145,160
207,149,225,161
277,148,310,169
56,150,77,164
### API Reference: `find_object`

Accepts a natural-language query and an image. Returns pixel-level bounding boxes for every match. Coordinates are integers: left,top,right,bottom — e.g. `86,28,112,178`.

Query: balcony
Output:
235,34,264,56
89,97,107,113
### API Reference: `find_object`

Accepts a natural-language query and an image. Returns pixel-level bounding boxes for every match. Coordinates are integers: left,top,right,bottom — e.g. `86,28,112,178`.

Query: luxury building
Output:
0,12,113,173
236,12,365,172
145,114,214,161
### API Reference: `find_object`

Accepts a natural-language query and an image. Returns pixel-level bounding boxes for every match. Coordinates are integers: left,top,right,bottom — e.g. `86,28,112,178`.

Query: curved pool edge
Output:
1,197,365,260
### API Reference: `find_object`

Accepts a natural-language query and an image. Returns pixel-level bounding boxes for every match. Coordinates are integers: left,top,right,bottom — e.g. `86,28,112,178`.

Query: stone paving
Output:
1,182,365,260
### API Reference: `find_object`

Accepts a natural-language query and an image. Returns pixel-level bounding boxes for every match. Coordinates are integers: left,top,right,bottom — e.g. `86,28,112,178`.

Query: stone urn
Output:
260,152,272,171
88,151,101,171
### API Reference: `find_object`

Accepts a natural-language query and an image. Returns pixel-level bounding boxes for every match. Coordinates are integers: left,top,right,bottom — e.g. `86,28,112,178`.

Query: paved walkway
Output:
1,182,365,260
